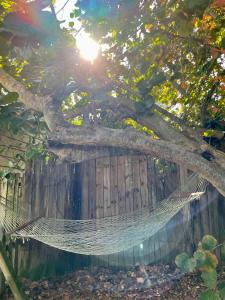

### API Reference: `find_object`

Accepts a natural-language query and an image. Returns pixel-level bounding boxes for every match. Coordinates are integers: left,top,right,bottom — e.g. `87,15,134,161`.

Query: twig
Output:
56,0,71,15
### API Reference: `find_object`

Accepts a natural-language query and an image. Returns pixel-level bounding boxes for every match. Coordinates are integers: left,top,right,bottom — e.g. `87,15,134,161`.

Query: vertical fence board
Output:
109,157,119,266
124,156,134,267
117,156,126,267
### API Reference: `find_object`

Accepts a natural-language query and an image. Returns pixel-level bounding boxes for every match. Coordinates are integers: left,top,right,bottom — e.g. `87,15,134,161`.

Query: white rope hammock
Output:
0,174,207,255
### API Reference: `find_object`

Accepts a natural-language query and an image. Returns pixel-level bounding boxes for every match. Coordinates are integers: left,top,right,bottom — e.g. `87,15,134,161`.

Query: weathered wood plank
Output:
132,156,141,211
88,160,96,219
81,161,89,219
109,156,119,267
96,159,104,219
124,156,134,266
103,157,111,218
110,156,118,217
95,158,105,266
138,158,148,262
117,156,126,267
139,156,148,210
132,156,141,265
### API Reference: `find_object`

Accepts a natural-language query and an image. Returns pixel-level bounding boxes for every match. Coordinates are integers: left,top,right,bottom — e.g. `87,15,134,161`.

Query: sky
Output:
55,0,77,23
54,0,100,62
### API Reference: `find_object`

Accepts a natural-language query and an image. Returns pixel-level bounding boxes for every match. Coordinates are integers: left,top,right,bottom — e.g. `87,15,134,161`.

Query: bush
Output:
175,235,225,300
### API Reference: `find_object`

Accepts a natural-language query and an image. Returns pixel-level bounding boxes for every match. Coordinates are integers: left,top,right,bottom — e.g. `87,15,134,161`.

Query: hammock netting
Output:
0,174,207,255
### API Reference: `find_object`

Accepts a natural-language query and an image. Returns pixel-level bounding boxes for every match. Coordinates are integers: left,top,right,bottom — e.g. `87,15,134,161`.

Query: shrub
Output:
175,235,225,300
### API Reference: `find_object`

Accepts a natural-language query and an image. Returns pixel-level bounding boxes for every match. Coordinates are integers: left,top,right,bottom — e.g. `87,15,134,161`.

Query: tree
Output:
0,0,225,195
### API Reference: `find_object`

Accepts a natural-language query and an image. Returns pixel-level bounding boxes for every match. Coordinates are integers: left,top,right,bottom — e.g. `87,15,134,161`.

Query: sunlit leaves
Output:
202,235,218,251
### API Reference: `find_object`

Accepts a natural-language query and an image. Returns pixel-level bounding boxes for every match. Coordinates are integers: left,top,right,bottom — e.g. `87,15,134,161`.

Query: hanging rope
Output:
0,174,207,255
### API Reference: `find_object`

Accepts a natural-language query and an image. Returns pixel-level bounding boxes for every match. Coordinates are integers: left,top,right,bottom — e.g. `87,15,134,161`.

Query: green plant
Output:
176,235,225,300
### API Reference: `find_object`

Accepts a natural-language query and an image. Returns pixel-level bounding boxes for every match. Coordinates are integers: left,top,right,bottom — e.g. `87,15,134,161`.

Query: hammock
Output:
0,174,207,255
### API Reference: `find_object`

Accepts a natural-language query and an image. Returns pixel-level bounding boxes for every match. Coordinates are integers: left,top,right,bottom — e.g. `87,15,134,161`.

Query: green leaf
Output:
175,255,196,273
69,21,74,28
194,250,206,267
185,258,197,272
199,290,221,300
175,252,189,266
0,92,18,105
112,29,117,41
205,252,218,270
202,235,217,251
201,270,217,289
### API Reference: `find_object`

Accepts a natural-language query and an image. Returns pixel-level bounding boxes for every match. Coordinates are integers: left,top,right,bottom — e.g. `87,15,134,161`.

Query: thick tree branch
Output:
49,144,141,163
48,125,225,197
0,68,66,131
154,103,225,167
0,68,44,112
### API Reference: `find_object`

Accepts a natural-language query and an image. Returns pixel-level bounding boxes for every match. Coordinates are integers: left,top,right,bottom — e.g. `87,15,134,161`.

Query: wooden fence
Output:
78,155,222,267
0,130,28,171
0,151,225,282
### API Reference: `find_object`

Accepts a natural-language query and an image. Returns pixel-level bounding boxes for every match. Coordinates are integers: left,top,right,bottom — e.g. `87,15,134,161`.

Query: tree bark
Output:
49,125,225,197
0,69,44,112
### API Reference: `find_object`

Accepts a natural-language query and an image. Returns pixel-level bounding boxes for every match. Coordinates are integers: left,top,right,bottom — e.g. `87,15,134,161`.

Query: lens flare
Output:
76,32,99,62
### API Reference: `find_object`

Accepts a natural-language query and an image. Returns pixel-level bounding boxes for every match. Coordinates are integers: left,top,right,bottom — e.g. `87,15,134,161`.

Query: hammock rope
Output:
0,174,207,255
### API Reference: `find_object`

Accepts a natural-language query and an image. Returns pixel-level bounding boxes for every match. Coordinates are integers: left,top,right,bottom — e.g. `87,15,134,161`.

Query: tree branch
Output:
154,103,203,142
48,125,225,197
0,68,44,112
49,143,141,163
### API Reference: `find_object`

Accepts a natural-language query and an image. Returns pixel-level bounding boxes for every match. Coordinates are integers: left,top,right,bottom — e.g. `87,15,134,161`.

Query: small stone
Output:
30,281,39,290
42,280,49,289
137,277,145,284
118,283,125,291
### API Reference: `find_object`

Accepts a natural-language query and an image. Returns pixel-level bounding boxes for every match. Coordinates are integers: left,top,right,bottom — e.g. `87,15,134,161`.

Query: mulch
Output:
3,264,205,300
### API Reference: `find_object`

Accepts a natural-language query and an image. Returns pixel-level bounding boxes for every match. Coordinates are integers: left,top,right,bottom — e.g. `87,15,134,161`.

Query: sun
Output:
76,32,100,63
